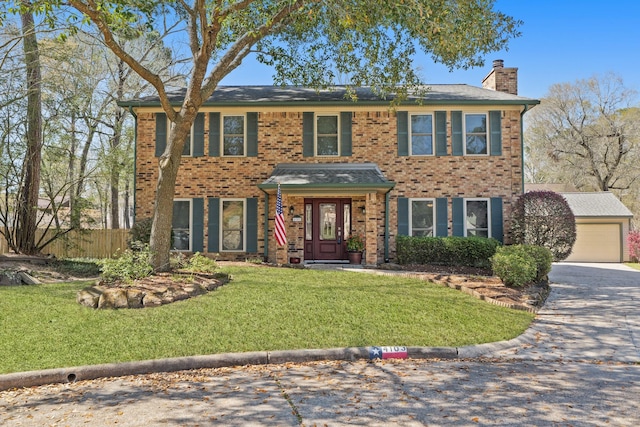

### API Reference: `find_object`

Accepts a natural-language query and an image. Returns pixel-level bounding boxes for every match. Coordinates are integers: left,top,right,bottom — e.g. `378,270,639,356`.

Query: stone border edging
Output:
355,269,539,313
1,343,516,392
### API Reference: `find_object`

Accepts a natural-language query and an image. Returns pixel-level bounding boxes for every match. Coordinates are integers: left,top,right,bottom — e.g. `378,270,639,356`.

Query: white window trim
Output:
167,120,195,157
221,114,247,157
463,198,491,238
463,112,489,156
171,198,193,252
409,198,436,237
220,198,246,252
314,113,340,157
409,112,435,156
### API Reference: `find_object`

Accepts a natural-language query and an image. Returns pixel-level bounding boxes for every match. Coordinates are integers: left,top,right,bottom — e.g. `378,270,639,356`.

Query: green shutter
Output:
155,112,167,157
397,111,409,156
303,112,314,157
247,112,258,157
246,198,258,253
208,113,220,157
340,111,352,156
452,198,464,236
397,197,409,236
435,197,448,237
182,120,191,155
435,111,447,156
192,198,204,252
207,197,220,252
490,197,504,243
451,111,463,156
193,113,205,157
489,110,502,156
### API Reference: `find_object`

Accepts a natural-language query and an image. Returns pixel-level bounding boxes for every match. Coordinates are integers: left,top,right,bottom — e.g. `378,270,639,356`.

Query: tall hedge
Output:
396,236,500,269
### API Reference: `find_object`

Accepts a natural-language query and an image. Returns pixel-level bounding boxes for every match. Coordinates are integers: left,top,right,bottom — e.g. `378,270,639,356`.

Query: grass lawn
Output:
626,263,640,271
0,266,534,374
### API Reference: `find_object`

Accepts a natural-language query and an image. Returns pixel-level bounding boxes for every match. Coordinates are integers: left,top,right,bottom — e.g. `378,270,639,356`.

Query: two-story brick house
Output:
122,60,538,266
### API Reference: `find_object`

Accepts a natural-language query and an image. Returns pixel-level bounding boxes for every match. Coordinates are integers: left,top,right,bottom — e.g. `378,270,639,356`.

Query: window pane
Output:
173,201,190,229
411,200,434,236
317,116,337,134
317,136,338,155
224,136,245,156
222,200,244,251
411,114,432,134
466,135,487,154
224,116,244,134
466,114,487,155
465,114,486,133
343,204,351,240
411,135,433,155
466,200,488,229
172,201,190,250
305,204,312,240
319,203,336,240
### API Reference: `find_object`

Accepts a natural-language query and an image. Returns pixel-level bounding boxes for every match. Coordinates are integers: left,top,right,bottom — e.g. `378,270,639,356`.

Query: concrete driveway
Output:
483,262,640,362
1,263,639,426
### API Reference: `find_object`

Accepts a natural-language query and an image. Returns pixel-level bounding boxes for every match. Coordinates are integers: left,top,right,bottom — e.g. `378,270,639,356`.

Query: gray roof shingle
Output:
259,163,394,191
561,192,633,217
120,85,538,107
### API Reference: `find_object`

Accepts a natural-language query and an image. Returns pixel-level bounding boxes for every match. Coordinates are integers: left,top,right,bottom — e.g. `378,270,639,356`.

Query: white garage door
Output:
566,223,621,262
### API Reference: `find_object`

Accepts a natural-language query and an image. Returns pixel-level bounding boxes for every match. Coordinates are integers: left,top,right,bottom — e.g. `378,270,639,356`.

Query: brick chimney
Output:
482,59,518,95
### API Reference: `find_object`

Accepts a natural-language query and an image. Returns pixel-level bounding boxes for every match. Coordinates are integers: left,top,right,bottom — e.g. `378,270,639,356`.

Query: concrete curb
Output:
0,345,468,392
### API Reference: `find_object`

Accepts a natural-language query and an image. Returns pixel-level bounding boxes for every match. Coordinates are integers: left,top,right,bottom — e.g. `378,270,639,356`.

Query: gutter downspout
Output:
520,104,531,194
259,188,269,262
128,106,138,225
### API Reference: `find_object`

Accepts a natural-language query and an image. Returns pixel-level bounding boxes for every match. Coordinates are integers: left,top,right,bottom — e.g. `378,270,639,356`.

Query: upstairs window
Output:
464,113,488,155
316,114,339,156
222,115,246,156
410,114,434,155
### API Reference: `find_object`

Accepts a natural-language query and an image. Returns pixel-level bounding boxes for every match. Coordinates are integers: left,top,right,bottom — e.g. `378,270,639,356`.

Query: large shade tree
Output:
14,0,522,270
524,74,640,225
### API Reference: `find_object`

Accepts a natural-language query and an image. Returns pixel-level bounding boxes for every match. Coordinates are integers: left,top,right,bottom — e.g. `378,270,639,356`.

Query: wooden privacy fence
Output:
0,229,130,259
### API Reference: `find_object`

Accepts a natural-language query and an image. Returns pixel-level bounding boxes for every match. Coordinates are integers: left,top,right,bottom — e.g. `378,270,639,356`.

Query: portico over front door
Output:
304,198,351,261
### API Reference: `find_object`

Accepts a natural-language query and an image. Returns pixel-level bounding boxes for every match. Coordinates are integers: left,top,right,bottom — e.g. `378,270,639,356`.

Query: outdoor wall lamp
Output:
289,206,295,215
360,206,366,214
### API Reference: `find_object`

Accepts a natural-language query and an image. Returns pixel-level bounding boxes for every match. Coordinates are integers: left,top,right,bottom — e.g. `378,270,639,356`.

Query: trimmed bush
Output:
490,246,536,288
396,235,500,269
522,245,553,282
490,244,551,287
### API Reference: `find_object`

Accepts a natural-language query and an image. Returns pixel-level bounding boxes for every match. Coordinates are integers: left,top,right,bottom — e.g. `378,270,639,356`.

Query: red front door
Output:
304,198,351,261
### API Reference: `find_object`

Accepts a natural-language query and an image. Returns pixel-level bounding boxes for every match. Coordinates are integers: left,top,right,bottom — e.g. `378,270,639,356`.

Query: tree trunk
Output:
16,4,42,255
149,115,193,271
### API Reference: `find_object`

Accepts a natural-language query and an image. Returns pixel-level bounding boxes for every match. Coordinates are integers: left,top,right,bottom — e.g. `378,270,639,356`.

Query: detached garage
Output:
562,192,633,263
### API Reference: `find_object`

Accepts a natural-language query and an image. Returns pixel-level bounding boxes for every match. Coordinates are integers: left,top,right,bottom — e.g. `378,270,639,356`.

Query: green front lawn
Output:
627,263,640,271
0,266,534,374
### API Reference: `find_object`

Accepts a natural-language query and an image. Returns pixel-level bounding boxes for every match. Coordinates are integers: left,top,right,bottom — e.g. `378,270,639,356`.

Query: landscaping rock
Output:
76,272,230,309
142,293,163,307
76,286,103,308
98,288,129,309
0,271,23,286
126,289,144,309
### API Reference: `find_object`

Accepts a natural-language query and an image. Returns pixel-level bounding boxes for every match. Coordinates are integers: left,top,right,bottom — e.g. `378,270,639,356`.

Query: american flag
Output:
274,183,286,246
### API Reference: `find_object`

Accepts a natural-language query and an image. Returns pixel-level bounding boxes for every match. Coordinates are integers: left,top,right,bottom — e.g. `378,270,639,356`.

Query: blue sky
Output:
221,1,640,100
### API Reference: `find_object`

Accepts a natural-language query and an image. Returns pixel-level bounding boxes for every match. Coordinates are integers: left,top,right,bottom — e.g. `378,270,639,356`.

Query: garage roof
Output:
562,192,633,218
